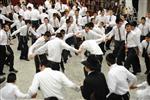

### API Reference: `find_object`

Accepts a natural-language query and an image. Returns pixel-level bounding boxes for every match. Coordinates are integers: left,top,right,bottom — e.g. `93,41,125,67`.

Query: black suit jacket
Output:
81,71,109,100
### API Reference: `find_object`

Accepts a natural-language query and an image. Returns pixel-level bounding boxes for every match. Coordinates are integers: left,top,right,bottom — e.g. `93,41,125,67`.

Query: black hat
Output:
146,33,150,38
81,55,100,70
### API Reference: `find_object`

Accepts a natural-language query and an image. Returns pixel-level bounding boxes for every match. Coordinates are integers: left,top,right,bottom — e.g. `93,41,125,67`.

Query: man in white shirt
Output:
40,9,49,24
0,73,30,100
11,15,25,50
27,59,80,100
124,23,141,75
0,24,18,76
28,31,51,73
139,33,150,74
78,38,105,76
50,13,60,31
30,6,40,29
105,10,116,50
36,17,55,36
138,17,150,42
31,32,78,71
82,11,91,26
23,7,31,23
0,10,12,26
11,21,38,61
146,12,150,25
106,18,126,65
106,53,137,100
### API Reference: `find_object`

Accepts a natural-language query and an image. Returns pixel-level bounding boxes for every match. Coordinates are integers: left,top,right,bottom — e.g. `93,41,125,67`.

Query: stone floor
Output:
0,39,147,100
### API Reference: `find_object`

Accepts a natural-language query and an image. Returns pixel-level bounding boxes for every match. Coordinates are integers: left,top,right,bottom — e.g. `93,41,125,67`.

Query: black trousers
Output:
34,54,47,73
0,45,14,75
107,92,130,100
124,48,141,73
144,52,150,72
0,45,6,75
105,27,113,49
113,40,125,65
47,60,60,71
20,36,29,59
99,42,106,55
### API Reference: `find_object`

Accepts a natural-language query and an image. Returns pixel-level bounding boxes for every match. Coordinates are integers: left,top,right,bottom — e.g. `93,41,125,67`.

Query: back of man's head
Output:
106,53,116,65
7,73,16,83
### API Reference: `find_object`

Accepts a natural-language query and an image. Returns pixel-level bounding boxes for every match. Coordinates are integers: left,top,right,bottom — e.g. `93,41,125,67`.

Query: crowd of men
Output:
0,0,150,100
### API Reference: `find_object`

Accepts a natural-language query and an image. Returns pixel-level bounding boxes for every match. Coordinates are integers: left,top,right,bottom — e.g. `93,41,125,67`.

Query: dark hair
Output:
85,23,90,28
106,53,116,64
44,31,51,37
44,17,49,22
7,73,16,83
60,29,65,35
53,13,57,17
116,18,123,24
147,72,150,85
88,22,94,28
43,9,46,13
66,19,71,24
141,17,146,21
56,33,64,38
125,23,132,28
26,20,31,24
131,21,137,27
18,15,22,19
0,10,1,14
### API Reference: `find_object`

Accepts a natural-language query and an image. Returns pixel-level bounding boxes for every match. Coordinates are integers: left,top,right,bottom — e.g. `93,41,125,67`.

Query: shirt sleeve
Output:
61,72,78,90
11,28,21,36
61,40,77,52
28,74,40,96
34,42,48,55
125,68,137,86
14,86,31,99
107,73,117,94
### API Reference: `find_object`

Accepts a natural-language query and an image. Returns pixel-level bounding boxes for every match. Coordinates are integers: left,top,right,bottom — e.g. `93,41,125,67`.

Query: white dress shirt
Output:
56,23,78,34
0,30,9,45
28,36,46,55
0,14,12,24
80,39,104,55
92,25,105,39
30,9,40,21
133,27,142,46
12,13,19,21
36,23,54,36
28,68,78,99
11,25,38,37
106,15,116,27
0,83,30,100
73,15,83,28
146,17,150,25
47,9,61,19
95,15,108,25
138,23,150,36
79,6,87,17
34,37,77,62
60,16,69,27
82,16,91,26
79,29,102,40
11,20,25,29
125,31,139,48
140,40,150,55
23,10,31,20
40,13,49,23
107,25,126,41
50,17,60,28
107,64,137,95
